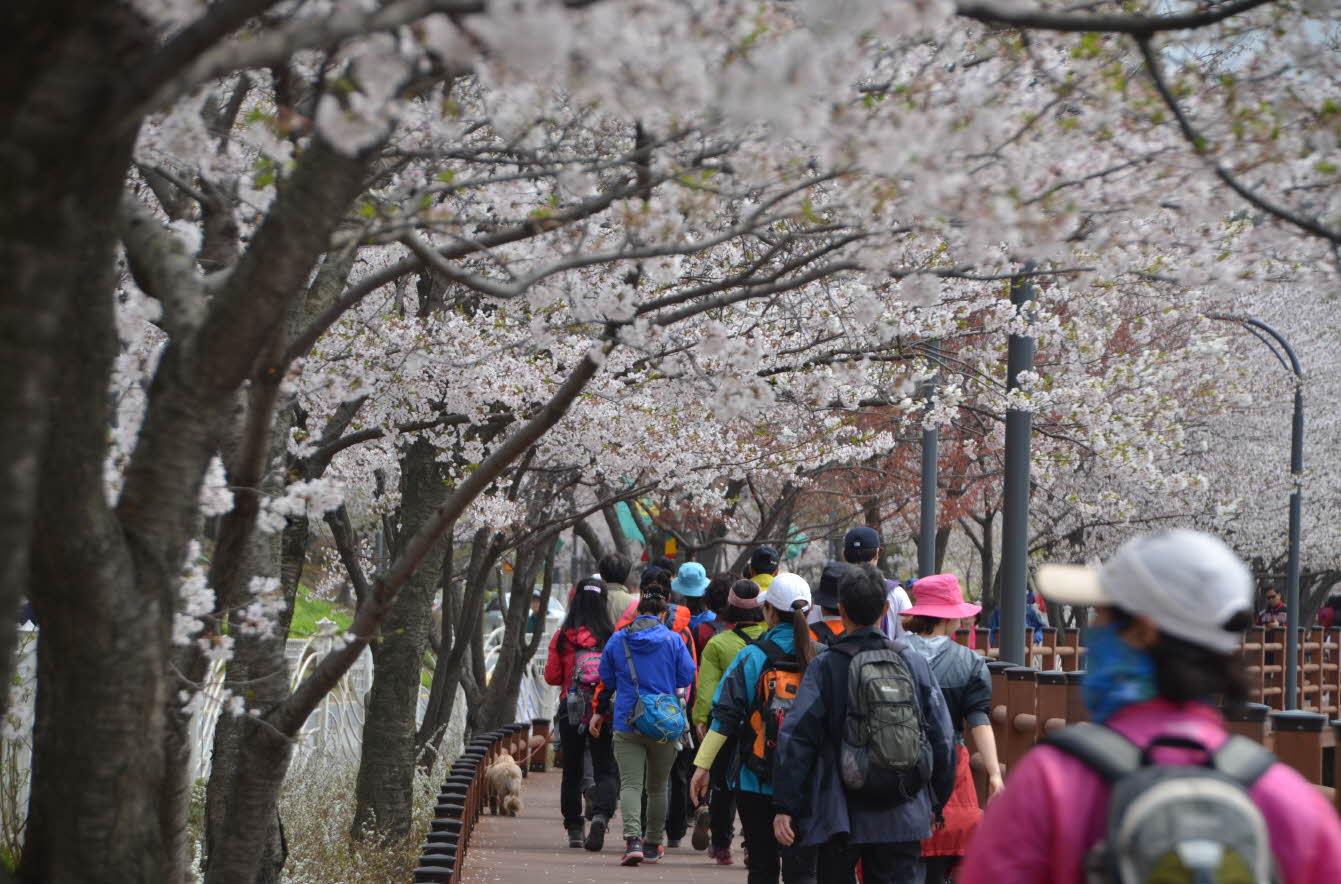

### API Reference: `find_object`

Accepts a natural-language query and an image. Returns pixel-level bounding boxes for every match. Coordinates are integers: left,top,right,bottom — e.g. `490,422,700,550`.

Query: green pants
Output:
612,729,680,843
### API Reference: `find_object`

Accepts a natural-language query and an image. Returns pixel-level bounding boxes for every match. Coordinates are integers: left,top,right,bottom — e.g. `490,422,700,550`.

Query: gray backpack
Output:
1046,723,1280,884
832,640,930,804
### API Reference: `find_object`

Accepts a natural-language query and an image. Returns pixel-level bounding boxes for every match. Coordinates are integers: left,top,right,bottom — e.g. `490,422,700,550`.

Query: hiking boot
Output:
620,837,643,866
642,843,665,864
690,805,712,851
584,817,606,852
567,825,584,848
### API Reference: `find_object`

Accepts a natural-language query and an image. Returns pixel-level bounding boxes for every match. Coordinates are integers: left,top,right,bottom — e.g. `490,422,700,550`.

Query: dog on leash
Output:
485,753,524,816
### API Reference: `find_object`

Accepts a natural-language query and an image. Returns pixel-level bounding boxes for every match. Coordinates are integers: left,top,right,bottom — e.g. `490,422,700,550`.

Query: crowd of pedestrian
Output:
541,526,1341,882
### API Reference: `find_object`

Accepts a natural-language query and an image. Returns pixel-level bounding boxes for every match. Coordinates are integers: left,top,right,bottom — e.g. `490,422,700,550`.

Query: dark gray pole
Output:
999,264,1037,666
1208,314,1304,709
918,341,940,578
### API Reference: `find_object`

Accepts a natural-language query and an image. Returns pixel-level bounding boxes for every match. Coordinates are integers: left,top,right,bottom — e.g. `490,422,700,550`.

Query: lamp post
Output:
1208,314,1304,710
918,340,940,579
999,263,1038,666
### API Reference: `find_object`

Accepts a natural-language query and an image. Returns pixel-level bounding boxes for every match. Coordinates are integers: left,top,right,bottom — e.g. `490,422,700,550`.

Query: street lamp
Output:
918,340,940,579
1208,314,1304,710
999,262,1038,666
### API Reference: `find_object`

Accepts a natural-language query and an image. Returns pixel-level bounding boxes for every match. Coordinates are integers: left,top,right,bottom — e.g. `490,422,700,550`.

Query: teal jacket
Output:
709,621,804,795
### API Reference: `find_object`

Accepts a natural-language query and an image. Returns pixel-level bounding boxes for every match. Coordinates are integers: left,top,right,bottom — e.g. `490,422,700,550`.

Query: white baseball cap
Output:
765,572,812,613
1036,529,1253,655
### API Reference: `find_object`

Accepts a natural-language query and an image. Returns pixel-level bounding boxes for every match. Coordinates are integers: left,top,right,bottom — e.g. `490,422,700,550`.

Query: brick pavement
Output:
459,769,746,883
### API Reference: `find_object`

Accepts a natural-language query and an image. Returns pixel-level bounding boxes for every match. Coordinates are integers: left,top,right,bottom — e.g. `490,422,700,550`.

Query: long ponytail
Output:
790,600,816,670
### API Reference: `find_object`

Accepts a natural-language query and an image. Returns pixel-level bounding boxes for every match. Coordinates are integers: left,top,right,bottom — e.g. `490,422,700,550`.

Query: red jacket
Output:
544,626,602,690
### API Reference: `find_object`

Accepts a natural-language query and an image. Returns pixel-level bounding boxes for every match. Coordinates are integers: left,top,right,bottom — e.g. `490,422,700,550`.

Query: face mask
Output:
1082,623,1157,724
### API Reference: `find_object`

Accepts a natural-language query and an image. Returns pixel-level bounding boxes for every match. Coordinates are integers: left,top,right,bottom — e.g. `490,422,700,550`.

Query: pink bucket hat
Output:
903,573,981,620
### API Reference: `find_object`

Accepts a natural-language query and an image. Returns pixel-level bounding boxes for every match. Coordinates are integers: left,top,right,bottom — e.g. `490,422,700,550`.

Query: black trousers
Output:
736,790,817,884
709,734,739,850
665,744,697,840
824,840,923,884
923,856,957,884
557,713,617,829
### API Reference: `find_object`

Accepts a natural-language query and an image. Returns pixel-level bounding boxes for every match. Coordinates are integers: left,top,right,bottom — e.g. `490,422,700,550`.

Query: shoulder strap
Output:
1043,723,1142,783
812,622,835,644
733,625,758,645
620,628,641,694
1211,735,1277,789
830,642,860,658
753,638,791,666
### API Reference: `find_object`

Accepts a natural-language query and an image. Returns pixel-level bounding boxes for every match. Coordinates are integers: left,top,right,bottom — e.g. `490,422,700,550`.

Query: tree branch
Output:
957,0,1276,35
272,333,615,735
119,193,209,338
1136,36,1341,244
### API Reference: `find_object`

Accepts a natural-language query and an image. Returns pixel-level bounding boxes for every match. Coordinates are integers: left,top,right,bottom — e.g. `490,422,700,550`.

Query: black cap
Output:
749,546,781,575
814,561,853,610
843,526,881,559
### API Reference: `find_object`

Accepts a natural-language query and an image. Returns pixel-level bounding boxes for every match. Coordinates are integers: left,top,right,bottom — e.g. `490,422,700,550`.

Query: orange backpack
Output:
742,638,803,782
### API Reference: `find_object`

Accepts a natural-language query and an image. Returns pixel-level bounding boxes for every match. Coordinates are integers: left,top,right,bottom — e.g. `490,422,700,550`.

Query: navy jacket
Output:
772,626,955,846
597,615,696,733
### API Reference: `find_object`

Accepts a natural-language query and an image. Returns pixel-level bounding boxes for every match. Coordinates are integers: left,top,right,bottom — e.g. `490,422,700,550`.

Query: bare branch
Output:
957,0,1276,35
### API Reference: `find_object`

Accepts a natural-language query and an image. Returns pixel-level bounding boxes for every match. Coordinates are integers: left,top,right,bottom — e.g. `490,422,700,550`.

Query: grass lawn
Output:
288,584,353,638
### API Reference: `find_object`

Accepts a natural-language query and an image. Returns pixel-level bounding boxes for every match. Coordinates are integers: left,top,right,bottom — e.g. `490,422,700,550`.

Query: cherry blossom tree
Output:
7,2,1341,884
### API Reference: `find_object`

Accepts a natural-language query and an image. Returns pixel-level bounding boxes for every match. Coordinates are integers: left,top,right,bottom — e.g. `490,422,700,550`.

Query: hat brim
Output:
671,577,708,597
901,602,981,620
1036,564,1108,606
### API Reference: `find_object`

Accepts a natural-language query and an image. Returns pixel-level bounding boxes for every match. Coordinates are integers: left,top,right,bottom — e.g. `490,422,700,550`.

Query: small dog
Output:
485,753,524,816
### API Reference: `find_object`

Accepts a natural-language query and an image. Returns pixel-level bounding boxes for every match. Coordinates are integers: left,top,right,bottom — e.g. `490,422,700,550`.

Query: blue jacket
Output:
709,622,805,795
987,606,1046,645
773,627,955,846
598,615,697,733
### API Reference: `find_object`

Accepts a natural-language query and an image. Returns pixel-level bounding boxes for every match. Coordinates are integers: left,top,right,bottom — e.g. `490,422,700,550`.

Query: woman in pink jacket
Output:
959,529,1341,884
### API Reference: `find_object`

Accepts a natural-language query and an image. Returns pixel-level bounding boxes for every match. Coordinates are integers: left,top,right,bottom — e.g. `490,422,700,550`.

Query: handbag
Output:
621,628,687,743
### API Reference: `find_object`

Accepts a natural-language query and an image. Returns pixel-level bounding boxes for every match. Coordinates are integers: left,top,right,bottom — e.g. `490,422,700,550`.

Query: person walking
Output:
599,552,637,625
690,573,818,883
900,573,1004,883
690,578,768,864
1256,587,1288,627
543,576,620,850
958,529,1341,884
590,590,697,866
842,527,912,639
807,561,851,646
771,564,956,884
664,562,713,847
747,545,781,593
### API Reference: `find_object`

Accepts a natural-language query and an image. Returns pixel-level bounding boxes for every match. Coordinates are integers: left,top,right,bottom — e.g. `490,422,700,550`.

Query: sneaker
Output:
621,837,643,866
584,818,607,852
567,826,584,848
642,843,665,864
666,838,680,849
708,846,734,865
690,805,712,851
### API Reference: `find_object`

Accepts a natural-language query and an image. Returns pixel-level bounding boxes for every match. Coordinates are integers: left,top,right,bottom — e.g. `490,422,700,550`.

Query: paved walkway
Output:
459,768,745,883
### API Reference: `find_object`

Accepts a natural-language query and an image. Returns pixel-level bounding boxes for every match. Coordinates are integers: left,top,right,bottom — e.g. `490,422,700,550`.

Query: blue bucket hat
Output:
671,562,710,598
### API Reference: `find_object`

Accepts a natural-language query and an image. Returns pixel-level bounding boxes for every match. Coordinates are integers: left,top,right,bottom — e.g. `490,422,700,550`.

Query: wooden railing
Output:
964,660,1341,818
413,718,553,884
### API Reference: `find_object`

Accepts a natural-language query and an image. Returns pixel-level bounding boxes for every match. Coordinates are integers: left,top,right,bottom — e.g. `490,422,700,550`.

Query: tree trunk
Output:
416,529,495,770
352,438,449,841
475,542,545,731
17,11,164,882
